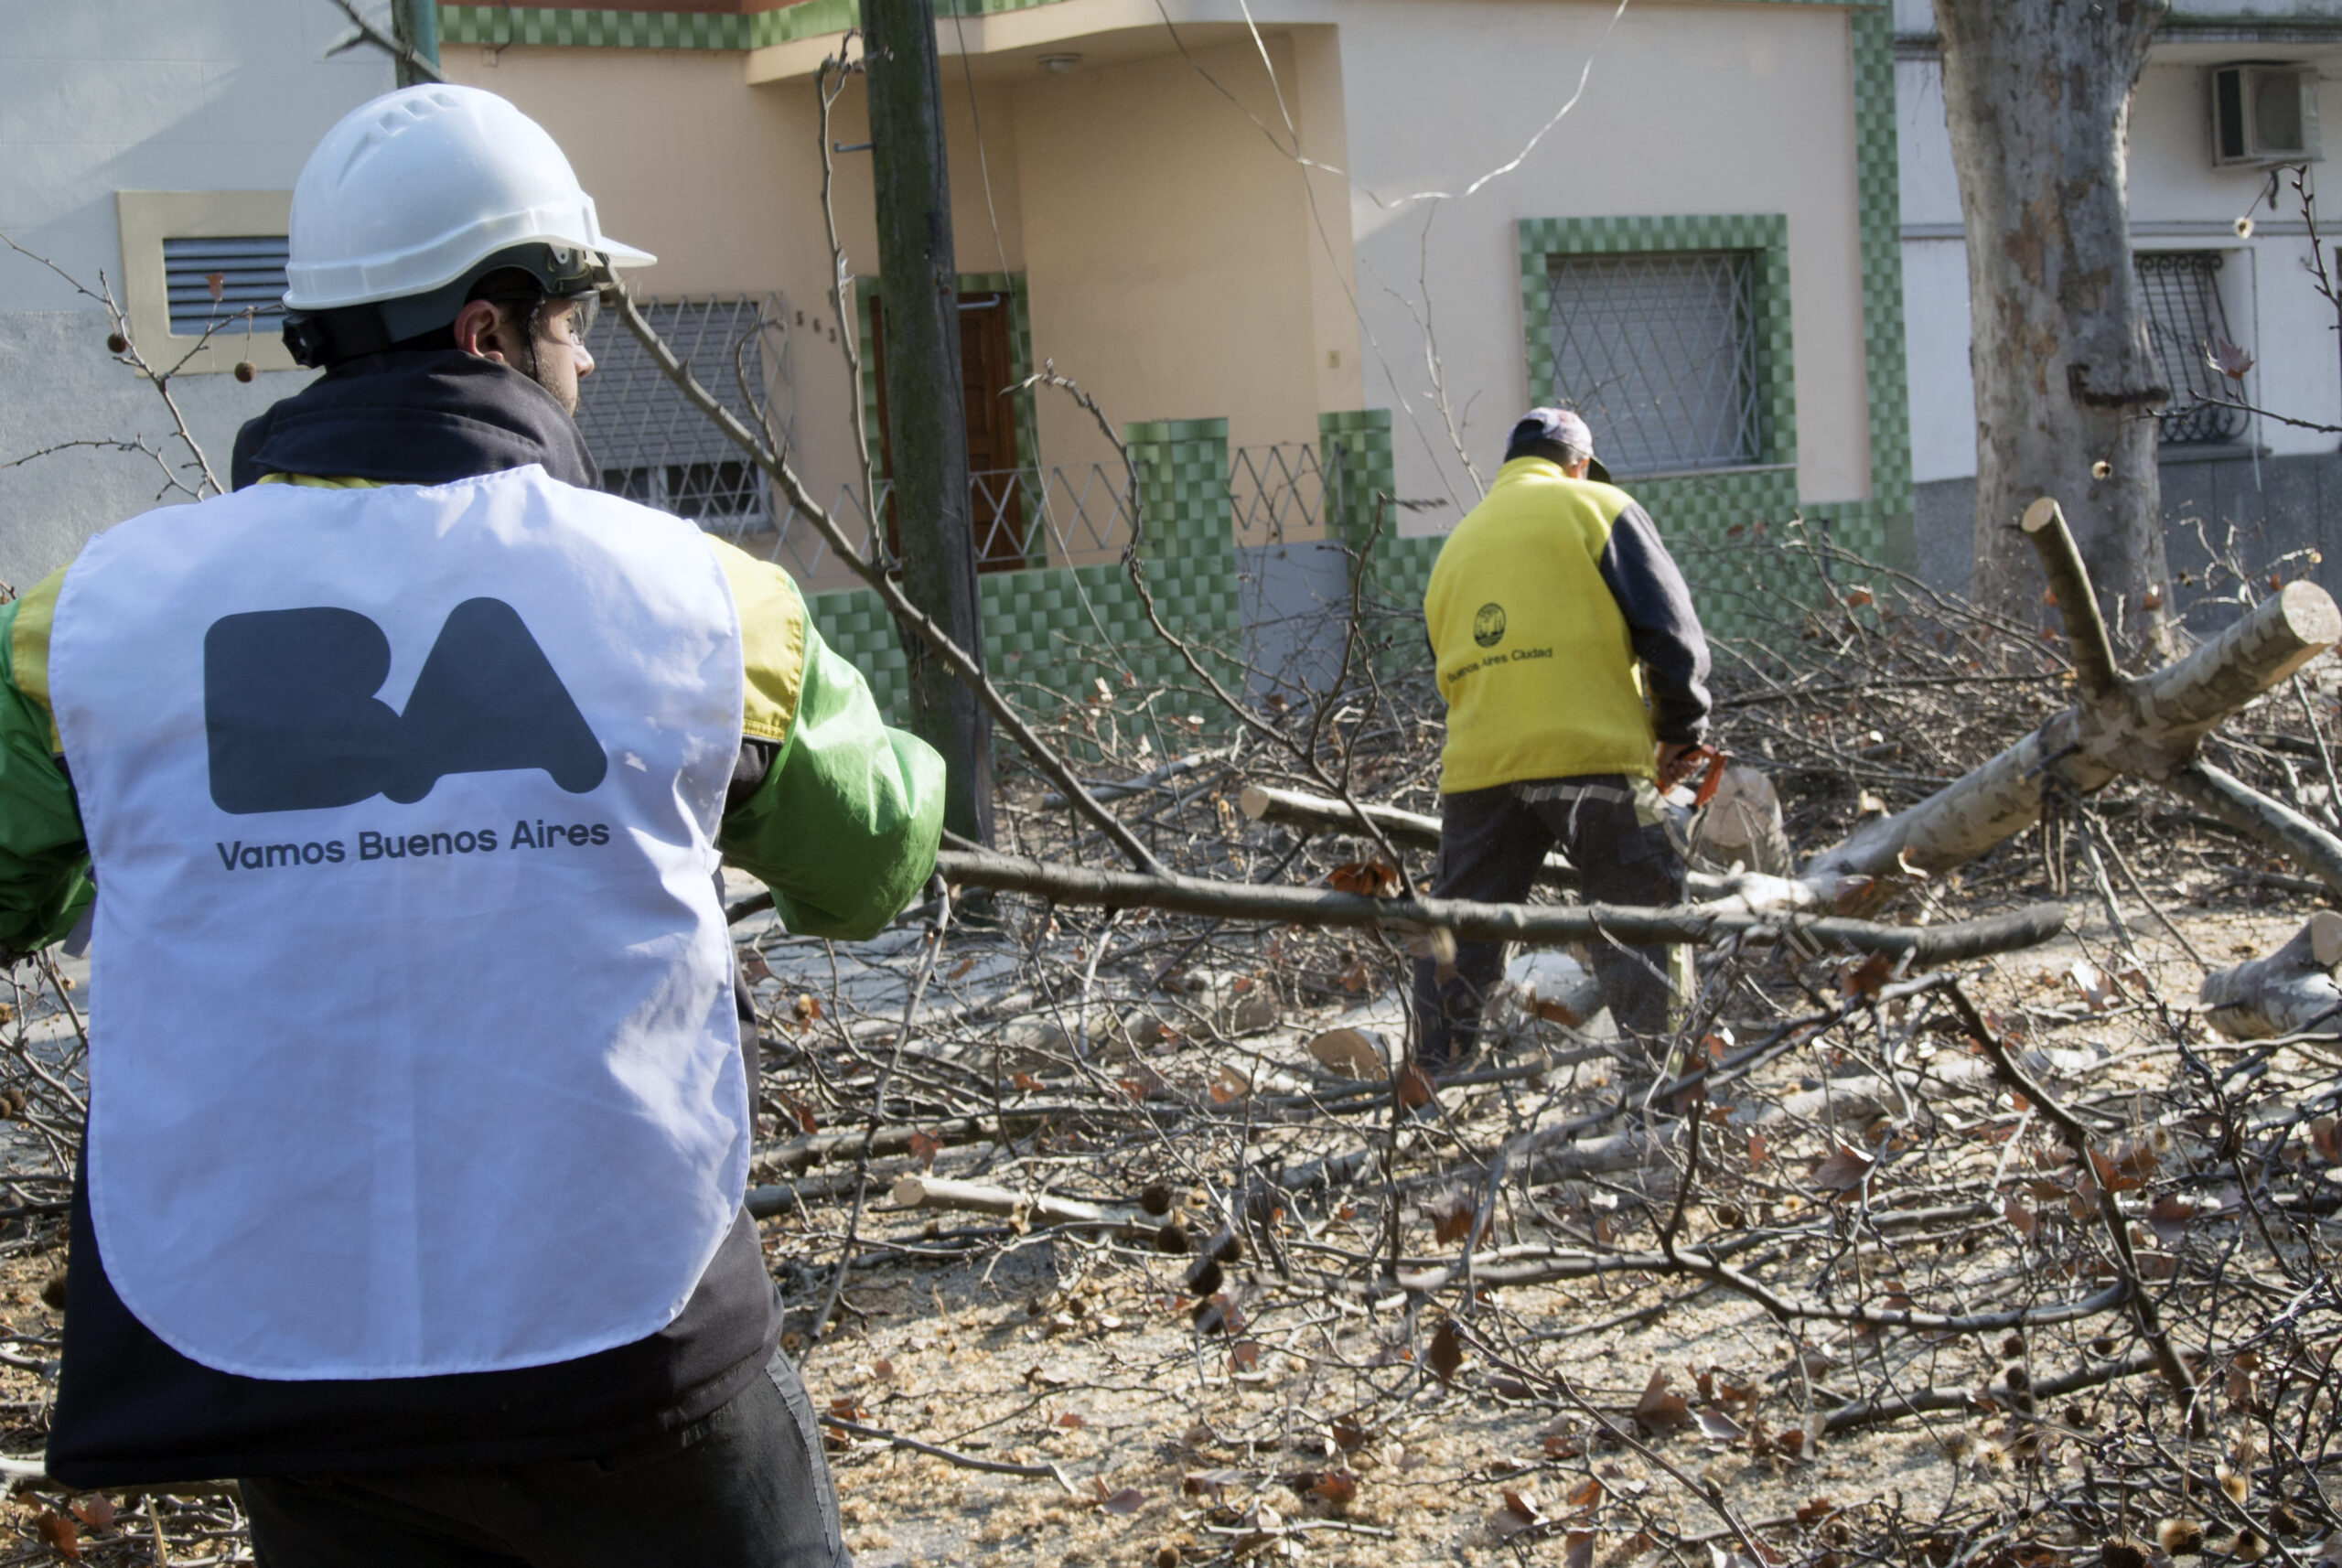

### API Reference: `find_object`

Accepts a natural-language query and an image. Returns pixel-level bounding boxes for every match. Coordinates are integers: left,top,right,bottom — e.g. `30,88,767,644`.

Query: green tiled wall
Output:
803,417,1241,724
439,5,742,47
1813,2,1916,571
440,1,1075,49
1318,407,1426,617
1318,407,1392,556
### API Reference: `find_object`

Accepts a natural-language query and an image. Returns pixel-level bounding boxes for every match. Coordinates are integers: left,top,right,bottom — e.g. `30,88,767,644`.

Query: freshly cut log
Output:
1236,784,1446,851
2163,762,2342,896
1808,501,2342,907
1687,765,1793,876
2199,911,2342,1040
1496,950,1605,1033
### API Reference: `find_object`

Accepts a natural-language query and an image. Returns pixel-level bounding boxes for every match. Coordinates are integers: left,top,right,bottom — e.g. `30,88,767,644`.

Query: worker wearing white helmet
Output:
276,81,650,381
0,84,937,1564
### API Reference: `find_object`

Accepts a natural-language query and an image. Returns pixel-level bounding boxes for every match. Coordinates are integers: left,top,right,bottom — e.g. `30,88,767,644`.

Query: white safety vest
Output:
48,466,749,1380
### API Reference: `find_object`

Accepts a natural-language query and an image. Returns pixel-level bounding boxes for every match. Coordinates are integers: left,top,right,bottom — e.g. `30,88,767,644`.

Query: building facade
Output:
1895,0,2342,599
13,1,2339,676
0,1,396,592
410,0,1909,703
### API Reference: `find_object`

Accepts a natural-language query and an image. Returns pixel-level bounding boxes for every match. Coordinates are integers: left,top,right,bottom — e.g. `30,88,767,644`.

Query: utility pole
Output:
862,0,994,844
391,0,441,85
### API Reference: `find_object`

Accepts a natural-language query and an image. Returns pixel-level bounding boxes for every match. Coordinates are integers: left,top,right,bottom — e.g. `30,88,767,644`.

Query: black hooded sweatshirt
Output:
46,351,781,1488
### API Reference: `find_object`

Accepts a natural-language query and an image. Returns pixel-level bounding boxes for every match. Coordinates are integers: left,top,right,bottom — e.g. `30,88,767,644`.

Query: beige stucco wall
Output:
1325,0,1869,530
1292,26,1366,418
1011,32,1337,478
452,28,1349,569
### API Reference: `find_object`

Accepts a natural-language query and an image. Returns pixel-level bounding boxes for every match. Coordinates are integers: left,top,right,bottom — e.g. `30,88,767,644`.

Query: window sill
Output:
2157,443,2267,466
1608,461,1795,483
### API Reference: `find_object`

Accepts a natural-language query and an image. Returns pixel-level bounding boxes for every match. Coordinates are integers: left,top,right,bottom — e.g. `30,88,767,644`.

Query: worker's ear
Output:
452,298,510,364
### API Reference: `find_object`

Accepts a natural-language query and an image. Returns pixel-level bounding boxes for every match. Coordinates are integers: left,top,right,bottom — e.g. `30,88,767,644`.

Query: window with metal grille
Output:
162,235,287,335
574,296,783,533
1545,251,1761,476
2135,252,2250,446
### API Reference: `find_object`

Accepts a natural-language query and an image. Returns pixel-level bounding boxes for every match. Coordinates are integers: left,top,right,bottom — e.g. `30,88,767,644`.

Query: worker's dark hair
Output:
465,267,551,338
1505,434,1588,468
460,266,553,376
282,244,581,368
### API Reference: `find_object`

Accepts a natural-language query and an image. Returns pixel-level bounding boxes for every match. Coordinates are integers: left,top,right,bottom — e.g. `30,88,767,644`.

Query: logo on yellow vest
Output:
1472,602,1507,648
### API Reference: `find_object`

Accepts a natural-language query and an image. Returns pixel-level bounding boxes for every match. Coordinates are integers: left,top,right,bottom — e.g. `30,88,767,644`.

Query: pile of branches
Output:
5,523,2342,1563
695,533,2342,1563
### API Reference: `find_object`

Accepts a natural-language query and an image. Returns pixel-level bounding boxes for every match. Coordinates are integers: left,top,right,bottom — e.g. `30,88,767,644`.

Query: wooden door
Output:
869,291,1026,571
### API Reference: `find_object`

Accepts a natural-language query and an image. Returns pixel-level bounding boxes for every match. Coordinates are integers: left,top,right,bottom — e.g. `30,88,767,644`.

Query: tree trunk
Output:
1935,0,2175,652
863,0,994,843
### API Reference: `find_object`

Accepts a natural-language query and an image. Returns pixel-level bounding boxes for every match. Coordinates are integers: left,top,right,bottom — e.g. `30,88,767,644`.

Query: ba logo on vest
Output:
204,597,607,815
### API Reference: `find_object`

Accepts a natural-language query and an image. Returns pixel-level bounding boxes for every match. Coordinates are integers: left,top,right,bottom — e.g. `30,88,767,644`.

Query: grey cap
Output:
1505,408,1610,484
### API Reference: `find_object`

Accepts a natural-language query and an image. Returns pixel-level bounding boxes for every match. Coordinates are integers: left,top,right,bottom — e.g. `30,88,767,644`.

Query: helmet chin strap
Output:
507,316,545,390
283,243,596,371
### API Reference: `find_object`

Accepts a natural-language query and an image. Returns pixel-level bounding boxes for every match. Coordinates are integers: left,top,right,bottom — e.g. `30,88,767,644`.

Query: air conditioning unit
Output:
2209,63,2322,167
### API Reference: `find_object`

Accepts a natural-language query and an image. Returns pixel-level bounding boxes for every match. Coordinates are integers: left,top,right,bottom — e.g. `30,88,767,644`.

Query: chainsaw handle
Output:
1657,743,1728,808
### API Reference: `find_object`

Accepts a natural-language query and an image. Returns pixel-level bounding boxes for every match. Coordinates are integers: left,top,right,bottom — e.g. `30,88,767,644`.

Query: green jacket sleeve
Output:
711,548,944,940
0,593,93,956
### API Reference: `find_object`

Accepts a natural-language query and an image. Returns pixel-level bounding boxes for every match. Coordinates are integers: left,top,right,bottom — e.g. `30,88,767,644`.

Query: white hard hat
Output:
281,84,651,360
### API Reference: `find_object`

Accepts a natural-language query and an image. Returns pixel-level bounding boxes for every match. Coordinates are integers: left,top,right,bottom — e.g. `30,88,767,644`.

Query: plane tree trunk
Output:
1935,0,2175,654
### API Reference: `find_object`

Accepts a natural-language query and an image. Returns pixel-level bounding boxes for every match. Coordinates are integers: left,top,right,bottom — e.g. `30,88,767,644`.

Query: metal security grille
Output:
1545,251,1759,476
575,295,783,532
1228,443,1332,548
162,235,288,335
2136,252,2250,446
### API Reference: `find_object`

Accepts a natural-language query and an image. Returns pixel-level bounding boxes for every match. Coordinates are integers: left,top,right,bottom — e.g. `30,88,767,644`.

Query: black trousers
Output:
1412,775,1685,1067
242,1351,847,1567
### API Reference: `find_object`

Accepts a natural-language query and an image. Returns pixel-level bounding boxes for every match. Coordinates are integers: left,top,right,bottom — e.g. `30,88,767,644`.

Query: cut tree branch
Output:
932,846,2064,962
1950,982,2201,1428
1809,499,2340,906
2163,759,2342,897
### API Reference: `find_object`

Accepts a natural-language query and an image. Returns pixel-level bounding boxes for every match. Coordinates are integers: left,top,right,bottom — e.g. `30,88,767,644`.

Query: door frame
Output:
854,270,1042,571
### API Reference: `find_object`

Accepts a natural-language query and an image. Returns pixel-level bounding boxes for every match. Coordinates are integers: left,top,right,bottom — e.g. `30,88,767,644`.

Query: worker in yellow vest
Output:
1417,409,1712,1069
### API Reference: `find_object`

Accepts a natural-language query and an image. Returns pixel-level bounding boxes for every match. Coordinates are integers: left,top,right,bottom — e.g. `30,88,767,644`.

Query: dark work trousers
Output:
1412,775,1686,1068
241,1351,848,1568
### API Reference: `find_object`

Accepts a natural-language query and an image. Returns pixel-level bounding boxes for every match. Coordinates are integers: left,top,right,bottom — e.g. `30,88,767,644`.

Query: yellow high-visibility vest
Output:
1424,456,1656,792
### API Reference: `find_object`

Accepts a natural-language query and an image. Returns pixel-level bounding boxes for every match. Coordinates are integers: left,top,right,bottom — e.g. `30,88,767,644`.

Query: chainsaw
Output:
1656,743,1728,809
